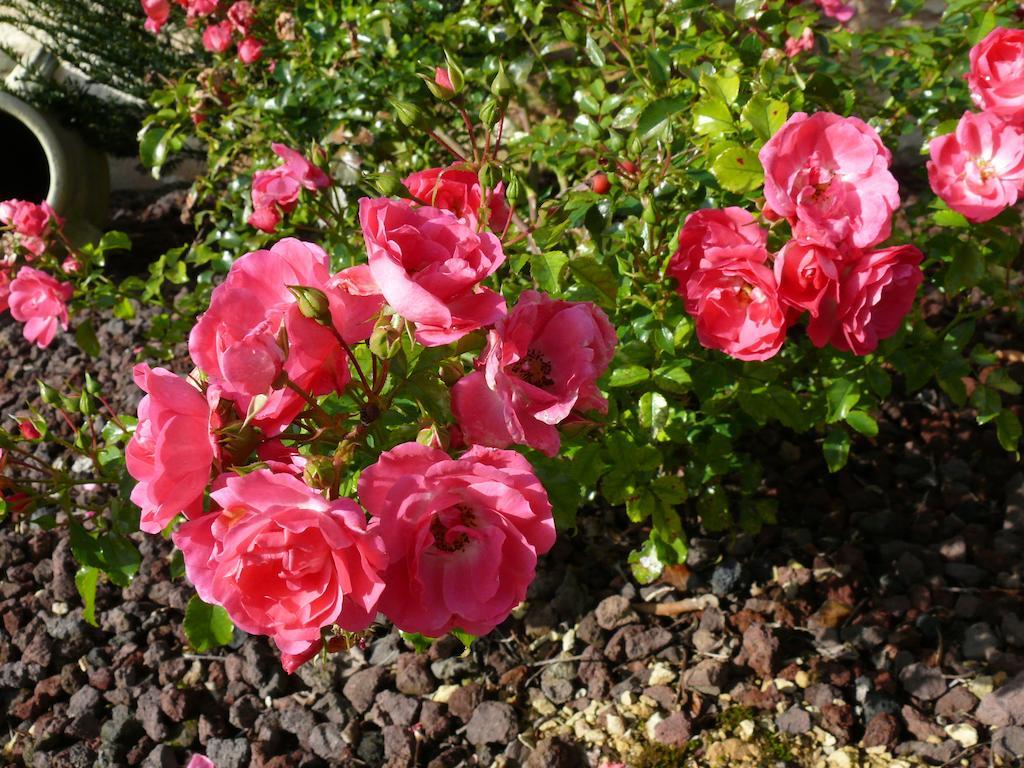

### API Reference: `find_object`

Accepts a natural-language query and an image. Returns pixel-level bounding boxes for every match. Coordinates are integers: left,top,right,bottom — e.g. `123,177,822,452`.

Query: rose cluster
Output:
1,199,74,348
129,162,615,671
928,27,1024,223
248,144,331,233
141,0,264,64
667,112,924,360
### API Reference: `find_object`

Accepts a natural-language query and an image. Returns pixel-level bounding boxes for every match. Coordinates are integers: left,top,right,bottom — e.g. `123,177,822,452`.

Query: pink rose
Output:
774,238,841,317
185,0,217,18
684,247,789,361
434,67,455,97
0,199,56,256
968,27,1024,120
141,0,170,33
358,443,555,637
202,21,233,53
814,0,854,22
226,1,254,33
0,268,11,313
451,291,616,457
785,27,814,58
272,143,331,191
127,364,217,534
7,267,72,348
188,238,351,433
248,167,301,232
248,205,281,233
403,166,511,232
808,245,923,355
173,469,386,673
359,197,507,346
927,110,1024,223
186,757,215,768
760,112,900,250
666,207,768,298
237,36,263,64
326,265,385,344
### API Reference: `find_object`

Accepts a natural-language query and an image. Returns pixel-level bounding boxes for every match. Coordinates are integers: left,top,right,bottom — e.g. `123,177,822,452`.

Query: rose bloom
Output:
141,0,170,33
188,238,351,434
226,0,254,33
434,66,455,97
968,27,1024,120
127,364,217,534
666,207,768,299
403,166,511,232
927,110,1024,223
359,197,507,346
173,469,386,673
273,143,331,191
451,291,616,457
326,265,385,344
202,20,233,53
0,267,11,313
248,167,301,233
185,0,217,18
186,757,214,768
358,443,555,637
684,246,789,361
815,0,854,22
785,27,814,58
0,199,56,256
774,238,841,317
8,267,72,348
808,245,923,355
237,36,264,64
759,112,900,250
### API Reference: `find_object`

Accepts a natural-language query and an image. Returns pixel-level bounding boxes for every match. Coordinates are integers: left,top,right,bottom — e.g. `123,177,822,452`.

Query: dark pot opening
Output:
0,111,51,203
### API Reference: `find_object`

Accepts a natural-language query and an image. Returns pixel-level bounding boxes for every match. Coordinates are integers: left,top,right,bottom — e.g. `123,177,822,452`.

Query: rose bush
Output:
5,0,1021,665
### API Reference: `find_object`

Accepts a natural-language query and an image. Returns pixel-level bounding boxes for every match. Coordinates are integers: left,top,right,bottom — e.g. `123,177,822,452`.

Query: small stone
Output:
681,659,727,695
740,622,778,678
710,560,743,597
945,723,978,748
524,736,584,768
647,663,675,687
862,713,900,750
963,622,1001,660
418,700,451,741
945,562,987,586
372,691,419,728
935,686,978,719
804,683,840,709
141,745,176,768
309,723,346,761
624,627,672,660
67,686,101,718
976,670,1024,727
594,596,638,631
446,682,482,723
652,712,692,747
776,706,811,735
993,726,1024,760
228,694,260,730
899,662,946,701
343,666,388,713
862,693,901,723
901,705,945,741
383,723,415,765
686,538,719,570
206,737,251,768
466,701,518,746
395,653,435,696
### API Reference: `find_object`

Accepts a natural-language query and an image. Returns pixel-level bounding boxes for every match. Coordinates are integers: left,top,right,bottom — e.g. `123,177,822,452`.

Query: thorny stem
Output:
327,325,374,395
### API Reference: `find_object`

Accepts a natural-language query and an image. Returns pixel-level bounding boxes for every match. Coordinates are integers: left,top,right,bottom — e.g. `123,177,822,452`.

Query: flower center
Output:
430,504,475,553
509,348,554,388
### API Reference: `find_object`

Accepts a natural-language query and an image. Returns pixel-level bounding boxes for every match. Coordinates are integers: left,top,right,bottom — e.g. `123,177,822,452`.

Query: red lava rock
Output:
734,682,784,711
901,704,946,740
499,664,527,688
652,711,692,747
446,682,482,723
863,712,901,749
820,703,856,745
466,701,518,746
594,595,638,631
418,700,452,741
342,666,389,713
740,622,778,678
395,653,436,696
935,685,979,719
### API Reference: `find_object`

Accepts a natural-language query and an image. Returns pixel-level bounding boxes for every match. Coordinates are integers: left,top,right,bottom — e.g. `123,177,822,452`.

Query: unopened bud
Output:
444,50,465,93
439,361,465,386
374,172,408,198
303,456,334,491
391,99,426,128
479,98,498,128
37,381,60,405
490,61,513,100
369,323,402,359
288,285,332,325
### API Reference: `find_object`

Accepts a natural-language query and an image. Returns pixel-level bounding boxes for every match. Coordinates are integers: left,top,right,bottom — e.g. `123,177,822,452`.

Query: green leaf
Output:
400,631,433,653
845,410,879,437
628,538,663,584
568,257,618,307
741,96,788,143
996,409,1022,453
75,566,99,627
933,209,969,228
693,98,733,138
700,69,740,106
826,378,859,422
636,96,688,141
183,596,234,652
638,392,669,435
711,147,762,193
531,251,568,294
451,629,475,653
945,246,984,295
823,427,851,472
75,320,101,358
971,385,1001,425
98,231,132,252
584,34,606,67
608,365,649,387
697,485,730,532
734,0,762,19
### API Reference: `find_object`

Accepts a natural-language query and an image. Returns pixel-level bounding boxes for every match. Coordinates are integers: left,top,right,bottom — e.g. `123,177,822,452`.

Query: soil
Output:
2,191,1024,767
